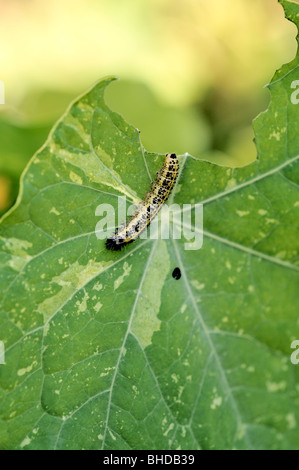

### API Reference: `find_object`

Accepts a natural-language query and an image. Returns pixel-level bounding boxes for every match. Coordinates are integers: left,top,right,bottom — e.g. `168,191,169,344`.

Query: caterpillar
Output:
106,153,179,250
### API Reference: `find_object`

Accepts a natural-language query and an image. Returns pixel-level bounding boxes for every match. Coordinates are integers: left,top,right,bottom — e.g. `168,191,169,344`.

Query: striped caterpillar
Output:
106,153,179,250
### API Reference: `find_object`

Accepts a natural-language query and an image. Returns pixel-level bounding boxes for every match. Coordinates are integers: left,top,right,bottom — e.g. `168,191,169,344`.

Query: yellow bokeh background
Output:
0,0,298,213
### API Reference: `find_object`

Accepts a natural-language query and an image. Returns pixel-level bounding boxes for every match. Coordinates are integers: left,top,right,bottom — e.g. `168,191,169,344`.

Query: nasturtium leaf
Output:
0,0,299,450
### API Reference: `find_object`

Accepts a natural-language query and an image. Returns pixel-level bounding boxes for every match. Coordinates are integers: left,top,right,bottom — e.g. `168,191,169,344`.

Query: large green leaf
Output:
0,0,299,450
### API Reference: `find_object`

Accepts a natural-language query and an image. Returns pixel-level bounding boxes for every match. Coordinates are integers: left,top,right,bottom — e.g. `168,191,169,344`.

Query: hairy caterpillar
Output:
106,153,179,250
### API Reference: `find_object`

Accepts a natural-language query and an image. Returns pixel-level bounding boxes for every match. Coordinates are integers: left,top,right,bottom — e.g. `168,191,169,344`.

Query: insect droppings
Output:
172,267,181,280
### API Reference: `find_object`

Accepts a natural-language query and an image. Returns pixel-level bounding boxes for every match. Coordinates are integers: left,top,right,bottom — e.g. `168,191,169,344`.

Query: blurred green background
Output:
0,0,298,215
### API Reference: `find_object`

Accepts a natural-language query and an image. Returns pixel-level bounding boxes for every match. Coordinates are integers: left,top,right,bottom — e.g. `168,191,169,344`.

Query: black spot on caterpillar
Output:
106,153,179,250
172,267,181,280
